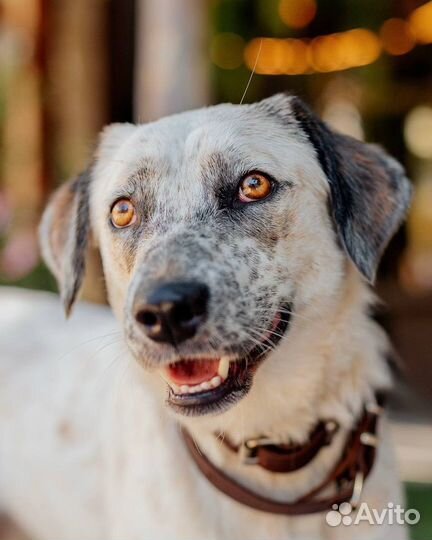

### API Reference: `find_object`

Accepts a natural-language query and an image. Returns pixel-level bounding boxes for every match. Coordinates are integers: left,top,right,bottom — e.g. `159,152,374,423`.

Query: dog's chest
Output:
104,384,336,540
104,378,407,540
105,431,326,540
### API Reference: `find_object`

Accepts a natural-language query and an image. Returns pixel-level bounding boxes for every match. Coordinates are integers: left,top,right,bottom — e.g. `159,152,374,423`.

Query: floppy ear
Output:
39,169,92,316
39,122,136,315
289,96,412,282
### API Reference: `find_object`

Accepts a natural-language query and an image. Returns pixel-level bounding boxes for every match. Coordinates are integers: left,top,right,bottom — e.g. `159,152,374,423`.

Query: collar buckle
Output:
239,436,279,465
349,471,365,509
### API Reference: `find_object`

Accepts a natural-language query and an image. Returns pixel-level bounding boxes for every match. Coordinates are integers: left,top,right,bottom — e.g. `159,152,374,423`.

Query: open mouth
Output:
162,307,291,416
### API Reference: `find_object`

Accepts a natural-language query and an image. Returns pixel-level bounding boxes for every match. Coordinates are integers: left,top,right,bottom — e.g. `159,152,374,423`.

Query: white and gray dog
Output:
0,94,412,540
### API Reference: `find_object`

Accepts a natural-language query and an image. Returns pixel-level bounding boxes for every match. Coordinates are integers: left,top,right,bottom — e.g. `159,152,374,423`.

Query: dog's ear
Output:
288,95,412,282
39,169,92,316
40,123,136,315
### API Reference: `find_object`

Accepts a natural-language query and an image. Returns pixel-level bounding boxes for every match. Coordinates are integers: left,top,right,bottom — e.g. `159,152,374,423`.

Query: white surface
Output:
390,421,432,483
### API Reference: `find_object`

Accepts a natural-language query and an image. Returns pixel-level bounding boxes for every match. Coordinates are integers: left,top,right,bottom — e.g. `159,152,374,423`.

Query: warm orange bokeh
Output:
278,0,317,29
380,18,415,56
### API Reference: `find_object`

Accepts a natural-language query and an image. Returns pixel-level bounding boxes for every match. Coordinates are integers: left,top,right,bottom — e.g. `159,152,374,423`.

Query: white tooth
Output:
180,385,190,394
218,357,230,379
210,376,222,388
189,385,200,394
201,381,211,391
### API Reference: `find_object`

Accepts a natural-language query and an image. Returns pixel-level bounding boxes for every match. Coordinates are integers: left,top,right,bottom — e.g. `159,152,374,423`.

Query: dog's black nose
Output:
134,282,209,344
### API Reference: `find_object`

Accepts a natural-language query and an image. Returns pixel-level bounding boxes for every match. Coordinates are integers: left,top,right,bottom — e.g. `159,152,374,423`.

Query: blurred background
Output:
0,0,431,536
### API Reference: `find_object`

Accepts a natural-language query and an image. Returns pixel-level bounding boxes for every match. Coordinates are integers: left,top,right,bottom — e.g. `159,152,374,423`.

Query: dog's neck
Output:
176,269,391,500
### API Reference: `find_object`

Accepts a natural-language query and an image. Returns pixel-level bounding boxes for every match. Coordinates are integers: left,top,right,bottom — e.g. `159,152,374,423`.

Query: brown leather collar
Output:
215,418,339,473
182,398,383,515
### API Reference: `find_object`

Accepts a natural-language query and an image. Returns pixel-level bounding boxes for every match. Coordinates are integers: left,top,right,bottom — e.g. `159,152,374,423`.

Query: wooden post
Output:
47,0,108,179
134,0,210,122
46,0,109,304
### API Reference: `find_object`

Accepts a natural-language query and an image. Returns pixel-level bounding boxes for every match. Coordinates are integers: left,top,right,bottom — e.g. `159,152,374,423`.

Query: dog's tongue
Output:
167,359,220,385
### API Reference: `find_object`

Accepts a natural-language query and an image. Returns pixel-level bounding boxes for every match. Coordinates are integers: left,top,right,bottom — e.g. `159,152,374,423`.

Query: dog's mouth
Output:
161,307,291,416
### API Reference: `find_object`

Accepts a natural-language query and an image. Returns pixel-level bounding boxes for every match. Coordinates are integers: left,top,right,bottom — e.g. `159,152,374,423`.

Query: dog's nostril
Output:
172,303,195,324
136,310,159,328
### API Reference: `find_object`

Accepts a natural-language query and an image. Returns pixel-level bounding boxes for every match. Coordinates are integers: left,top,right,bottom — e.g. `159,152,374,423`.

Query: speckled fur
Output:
1,94,411,540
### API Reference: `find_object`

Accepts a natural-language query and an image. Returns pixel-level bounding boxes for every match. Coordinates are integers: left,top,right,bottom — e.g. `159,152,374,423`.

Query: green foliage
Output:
0,262,57,293
405,483,432,540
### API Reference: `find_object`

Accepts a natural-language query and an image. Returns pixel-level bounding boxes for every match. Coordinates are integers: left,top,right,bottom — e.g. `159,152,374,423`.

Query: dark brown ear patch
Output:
290,96,412,282
39,169,91,315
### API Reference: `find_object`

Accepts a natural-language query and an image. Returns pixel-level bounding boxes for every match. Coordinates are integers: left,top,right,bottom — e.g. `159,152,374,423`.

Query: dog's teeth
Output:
218,357,230,380
210,376,222,388
171,375,224,395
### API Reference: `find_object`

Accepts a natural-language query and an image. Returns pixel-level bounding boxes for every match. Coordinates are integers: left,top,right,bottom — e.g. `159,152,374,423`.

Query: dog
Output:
0,93,412,540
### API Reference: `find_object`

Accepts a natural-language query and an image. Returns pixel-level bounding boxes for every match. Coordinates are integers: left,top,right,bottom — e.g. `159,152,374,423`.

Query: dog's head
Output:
40,94,411,418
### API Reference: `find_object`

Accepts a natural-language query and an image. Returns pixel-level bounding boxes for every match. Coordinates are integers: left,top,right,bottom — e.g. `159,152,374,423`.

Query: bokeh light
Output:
380,18,415,56
282,39,309,74
409,0,432,44
278,0,317,29
322,100,364,140
246,28,381,75
338,29,382,69
244,38,310,75
210,33,245,70
404,106,432,159
243,2,432,76
244,38,281,75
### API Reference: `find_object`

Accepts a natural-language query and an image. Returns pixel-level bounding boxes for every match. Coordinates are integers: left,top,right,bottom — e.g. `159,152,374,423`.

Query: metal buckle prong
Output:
239,436,279,465
360,432,378,447
366,402,384,416
349,471,364,509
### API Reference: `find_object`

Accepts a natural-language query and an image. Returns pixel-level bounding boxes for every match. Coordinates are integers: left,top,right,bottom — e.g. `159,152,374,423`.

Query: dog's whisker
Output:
251,307,316,324
56,330,122,363
241,330,276,355
240,400,245,449
247,329,291,351
244,325,280,342
278,309,320,323
110,354,136,411
87,338,124,362
247,338,280,359
249,325,287,340
99,350,126,382
216,430,227,451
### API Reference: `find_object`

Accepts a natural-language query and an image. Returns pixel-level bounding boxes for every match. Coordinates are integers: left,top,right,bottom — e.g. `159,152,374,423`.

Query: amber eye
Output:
238,173,273,203
111,199,136,228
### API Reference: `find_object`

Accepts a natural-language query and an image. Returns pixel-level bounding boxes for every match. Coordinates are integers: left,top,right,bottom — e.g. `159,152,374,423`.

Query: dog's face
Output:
40,94,411,418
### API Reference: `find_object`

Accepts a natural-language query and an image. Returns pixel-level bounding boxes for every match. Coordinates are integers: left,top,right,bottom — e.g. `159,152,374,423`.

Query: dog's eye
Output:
111,199,136,228
238,173,272,203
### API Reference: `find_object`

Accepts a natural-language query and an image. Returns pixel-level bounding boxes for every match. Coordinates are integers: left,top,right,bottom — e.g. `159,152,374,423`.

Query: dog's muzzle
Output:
130,280,292,416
